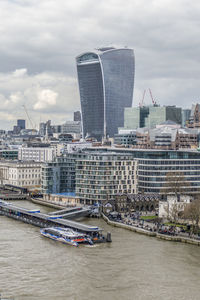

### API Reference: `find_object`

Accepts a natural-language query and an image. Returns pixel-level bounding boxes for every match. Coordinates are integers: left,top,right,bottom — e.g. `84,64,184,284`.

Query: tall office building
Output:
182,109,191,127
122,105,182,130
76,47,135,140
39,120,52,137
73,111,81,122
17,119,26,130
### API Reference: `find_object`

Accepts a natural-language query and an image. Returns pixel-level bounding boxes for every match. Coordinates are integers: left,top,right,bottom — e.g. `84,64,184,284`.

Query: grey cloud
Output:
0,0,200,129
0,69,79,129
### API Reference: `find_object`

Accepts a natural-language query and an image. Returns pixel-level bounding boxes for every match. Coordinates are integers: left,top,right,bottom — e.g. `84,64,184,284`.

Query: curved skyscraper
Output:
76,47,135,140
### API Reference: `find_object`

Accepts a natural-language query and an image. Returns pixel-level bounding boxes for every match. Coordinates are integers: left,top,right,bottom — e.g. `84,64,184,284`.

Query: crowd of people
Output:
107,210,200,240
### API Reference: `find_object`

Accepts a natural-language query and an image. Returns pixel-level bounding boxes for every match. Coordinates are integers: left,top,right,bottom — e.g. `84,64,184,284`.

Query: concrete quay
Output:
102,214,200,247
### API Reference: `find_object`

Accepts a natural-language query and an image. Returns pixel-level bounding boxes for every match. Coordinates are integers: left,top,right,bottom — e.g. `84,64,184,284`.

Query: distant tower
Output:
39,120,52,137
76,47,135,140
74,111,81,122
17,119,26,130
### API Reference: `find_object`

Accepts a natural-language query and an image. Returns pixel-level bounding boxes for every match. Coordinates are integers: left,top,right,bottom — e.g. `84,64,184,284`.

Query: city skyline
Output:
0,1,200,129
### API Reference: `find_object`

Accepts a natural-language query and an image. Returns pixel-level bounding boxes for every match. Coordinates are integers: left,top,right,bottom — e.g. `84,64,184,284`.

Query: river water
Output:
0,200,200,300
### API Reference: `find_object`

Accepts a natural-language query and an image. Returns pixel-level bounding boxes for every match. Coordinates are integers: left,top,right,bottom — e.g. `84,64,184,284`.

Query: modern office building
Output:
114,131,137,146
39,120,52,137
76,47,135,140
124,106,149,129
146,106,182,128
86,147,200,195
51,125,62,134
42,154,77,194
73,111,81,122
61,121,81,134
0,150,18,160
18,147,55,162
42,151,137,203
17,119,26,130
41,146,200,203
13,126,21,135
122,105,182,130
75,152,137,204
182,109,191,127
137,150,200,194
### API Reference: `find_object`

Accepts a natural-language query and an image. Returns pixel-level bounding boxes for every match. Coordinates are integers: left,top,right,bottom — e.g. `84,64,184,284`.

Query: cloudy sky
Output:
0,0,200,129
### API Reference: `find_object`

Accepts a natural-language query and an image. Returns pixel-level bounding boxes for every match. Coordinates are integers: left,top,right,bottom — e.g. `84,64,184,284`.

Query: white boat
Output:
40,227,93,247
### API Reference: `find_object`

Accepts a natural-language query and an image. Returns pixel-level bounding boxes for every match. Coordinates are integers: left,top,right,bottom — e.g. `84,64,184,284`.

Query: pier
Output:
49,206,91,219
0,201,111,243
0,185,28,200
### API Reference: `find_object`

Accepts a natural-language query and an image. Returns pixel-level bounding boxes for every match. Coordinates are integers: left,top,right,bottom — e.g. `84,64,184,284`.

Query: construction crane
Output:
22,105,35,129
149,88,157,106
139,89,146,107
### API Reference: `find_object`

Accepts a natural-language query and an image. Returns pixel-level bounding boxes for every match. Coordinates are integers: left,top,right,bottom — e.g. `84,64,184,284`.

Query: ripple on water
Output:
0,202,200,300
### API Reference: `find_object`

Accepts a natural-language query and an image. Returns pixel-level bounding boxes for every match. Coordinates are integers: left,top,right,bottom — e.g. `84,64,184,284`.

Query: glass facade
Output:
86,148,200,194
138,159,200,193
124,107,140,129
41,148,200,199
182,109,191,127
17,119,25,130
76,48,135,140
123,106,182,130
75,153,136,204
42,155,77,194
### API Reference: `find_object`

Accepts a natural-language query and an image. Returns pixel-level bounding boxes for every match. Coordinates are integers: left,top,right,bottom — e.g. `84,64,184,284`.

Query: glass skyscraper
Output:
76,47,135,140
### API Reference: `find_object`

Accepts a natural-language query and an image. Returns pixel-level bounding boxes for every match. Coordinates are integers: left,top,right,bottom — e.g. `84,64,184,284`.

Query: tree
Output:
164,201,180,223
183,196,200,233
163,171,190,197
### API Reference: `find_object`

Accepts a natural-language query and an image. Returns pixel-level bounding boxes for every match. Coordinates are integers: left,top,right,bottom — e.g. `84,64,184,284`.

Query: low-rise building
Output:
65,142,92,153
117,122,199,150
159,195,192,219
114,194,160,213
114,132,137,146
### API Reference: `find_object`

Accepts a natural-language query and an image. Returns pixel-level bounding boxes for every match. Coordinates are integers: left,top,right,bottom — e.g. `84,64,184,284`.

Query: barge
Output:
0,201,111,244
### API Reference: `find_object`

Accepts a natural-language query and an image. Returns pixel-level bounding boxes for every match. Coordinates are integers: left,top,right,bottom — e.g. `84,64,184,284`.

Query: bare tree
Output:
163,171,190,197
184,196,200,233
164,201,180,223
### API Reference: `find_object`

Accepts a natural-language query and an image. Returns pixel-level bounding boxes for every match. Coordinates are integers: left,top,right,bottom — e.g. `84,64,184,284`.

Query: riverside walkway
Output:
102,213,200,246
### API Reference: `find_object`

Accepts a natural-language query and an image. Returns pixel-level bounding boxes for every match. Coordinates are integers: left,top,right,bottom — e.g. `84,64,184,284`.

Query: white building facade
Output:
18,147,55,162
0,161,42,189
159,195,192,220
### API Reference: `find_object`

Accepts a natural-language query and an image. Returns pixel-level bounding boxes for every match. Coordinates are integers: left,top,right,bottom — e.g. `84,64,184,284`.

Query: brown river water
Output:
0,200,200,300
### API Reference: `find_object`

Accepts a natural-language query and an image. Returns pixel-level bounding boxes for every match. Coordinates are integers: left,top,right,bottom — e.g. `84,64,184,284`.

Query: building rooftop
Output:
159,120,179,126
96,46,116,52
